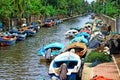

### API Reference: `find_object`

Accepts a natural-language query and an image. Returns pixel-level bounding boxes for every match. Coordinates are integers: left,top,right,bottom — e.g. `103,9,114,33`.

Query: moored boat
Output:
44,19,55,27
64,42,87,58
65,30,78,38
19,27,37,36
16,33,27,41
9,29,23,34
30,26,40,32
75,32,90,41
1,32,27,41
79,28,92,34
84,23,93,29
0,36,17,46
70,36,88,45
49,51,81,80
38,42,65,56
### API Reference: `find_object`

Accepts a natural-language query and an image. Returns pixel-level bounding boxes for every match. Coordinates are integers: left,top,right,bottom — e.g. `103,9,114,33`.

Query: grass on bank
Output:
85,50,113,63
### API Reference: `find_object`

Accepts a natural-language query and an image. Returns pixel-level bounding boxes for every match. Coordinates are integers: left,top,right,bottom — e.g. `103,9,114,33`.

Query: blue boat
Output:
9,29,23,34
2,32,27,41
49,51,82,80
38,42,65,56
75,32,90,40
30,21,42,28
30,26,40,32
30,22,40,32
0,36,17,46
70,36,88,45
23,29,36,36
16,33,27,41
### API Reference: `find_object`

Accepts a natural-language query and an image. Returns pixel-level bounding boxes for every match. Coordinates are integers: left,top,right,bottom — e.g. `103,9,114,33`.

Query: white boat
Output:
49,52,82,80
65,30,78,38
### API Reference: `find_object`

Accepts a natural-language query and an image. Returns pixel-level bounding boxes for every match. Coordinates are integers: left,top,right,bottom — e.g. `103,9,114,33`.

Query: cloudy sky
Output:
86,0,96,3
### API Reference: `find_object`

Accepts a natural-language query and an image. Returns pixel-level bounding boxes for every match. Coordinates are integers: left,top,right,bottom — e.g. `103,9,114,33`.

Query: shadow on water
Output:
0,14,94,80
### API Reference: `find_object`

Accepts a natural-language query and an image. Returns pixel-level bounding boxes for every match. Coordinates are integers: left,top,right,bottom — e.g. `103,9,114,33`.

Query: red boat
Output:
44,19,55,27
79,28,92,34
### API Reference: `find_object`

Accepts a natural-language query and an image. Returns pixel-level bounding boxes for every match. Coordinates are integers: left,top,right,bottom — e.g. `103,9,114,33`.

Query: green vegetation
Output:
0,0,92,30
85,50,112,63
0,0,90,21
0,0,119,29
91,0,120,18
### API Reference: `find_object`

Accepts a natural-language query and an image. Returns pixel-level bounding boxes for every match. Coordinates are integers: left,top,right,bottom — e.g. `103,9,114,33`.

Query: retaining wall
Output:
99,14,116,32
116,18,120,34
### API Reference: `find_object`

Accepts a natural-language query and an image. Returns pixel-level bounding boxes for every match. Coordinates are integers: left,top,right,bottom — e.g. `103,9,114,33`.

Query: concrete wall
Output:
116,18,120,34
99,14,116,32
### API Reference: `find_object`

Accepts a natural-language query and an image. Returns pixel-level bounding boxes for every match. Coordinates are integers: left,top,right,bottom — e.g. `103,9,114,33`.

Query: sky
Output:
86,0,96,4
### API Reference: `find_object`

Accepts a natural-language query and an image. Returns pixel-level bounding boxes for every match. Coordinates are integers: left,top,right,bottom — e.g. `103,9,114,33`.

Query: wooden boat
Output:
16,33,27,41
75,32,90,41
49,51,81,80
30,26,40,32
44,19,55,27
70,36,88,45
0,36,17,46
38,42,65,56
85,21,94,25
79,28,92,34
84,23,93,29
10,29,24,34
65,30,78,38
10,27,37,37
2,32,27,41
19,27,37,36
63,42,87,58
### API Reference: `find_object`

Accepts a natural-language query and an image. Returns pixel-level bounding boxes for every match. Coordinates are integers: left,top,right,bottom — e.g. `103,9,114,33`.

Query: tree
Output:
91,0,120,18
0,0,13,20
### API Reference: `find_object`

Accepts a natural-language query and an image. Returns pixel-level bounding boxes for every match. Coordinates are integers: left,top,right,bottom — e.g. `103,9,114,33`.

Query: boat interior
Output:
53,61,78,69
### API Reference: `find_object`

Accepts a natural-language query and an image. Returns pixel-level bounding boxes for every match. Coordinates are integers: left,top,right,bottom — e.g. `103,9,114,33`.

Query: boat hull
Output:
64,42,87,58
49,52,81,80
0,36,16,46
38,42,65,56
70,36,88,45
16,33,27,41
23,30,36,36
49,73,77,80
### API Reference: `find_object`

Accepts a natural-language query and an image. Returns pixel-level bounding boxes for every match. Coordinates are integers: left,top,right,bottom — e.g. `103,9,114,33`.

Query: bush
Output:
85,50,112,63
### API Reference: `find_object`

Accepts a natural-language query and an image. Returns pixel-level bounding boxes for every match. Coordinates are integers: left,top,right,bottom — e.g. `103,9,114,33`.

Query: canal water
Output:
0,14,93,80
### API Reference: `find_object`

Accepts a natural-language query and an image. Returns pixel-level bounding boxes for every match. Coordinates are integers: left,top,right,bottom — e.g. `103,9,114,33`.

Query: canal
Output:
0,14,94,80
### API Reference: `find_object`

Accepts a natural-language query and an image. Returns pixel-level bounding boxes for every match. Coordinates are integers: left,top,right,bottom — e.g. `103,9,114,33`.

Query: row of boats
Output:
0,18,64,46
0,25,40,46
38,16,99,80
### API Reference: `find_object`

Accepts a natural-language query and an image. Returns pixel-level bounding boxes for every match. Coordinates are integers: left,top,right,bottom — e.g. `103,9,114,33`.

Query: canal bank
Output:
97,13,120,72
82,50,120,80
82,14,120,80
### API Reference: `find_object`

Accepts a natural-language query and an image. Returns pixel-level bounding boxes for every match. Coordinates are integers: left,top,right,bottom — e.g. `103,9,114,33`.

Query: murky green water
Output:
0,14,93,80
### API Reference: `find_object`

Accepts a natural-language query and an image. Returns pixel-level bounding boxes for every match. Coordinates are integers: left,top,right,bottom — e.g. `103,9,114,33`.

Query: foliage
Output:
91,0,120,18
105,2,116,17
85,50,112,63
0,0,119,21
0,0,92,29
0,0,91,20
0,0,13,19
